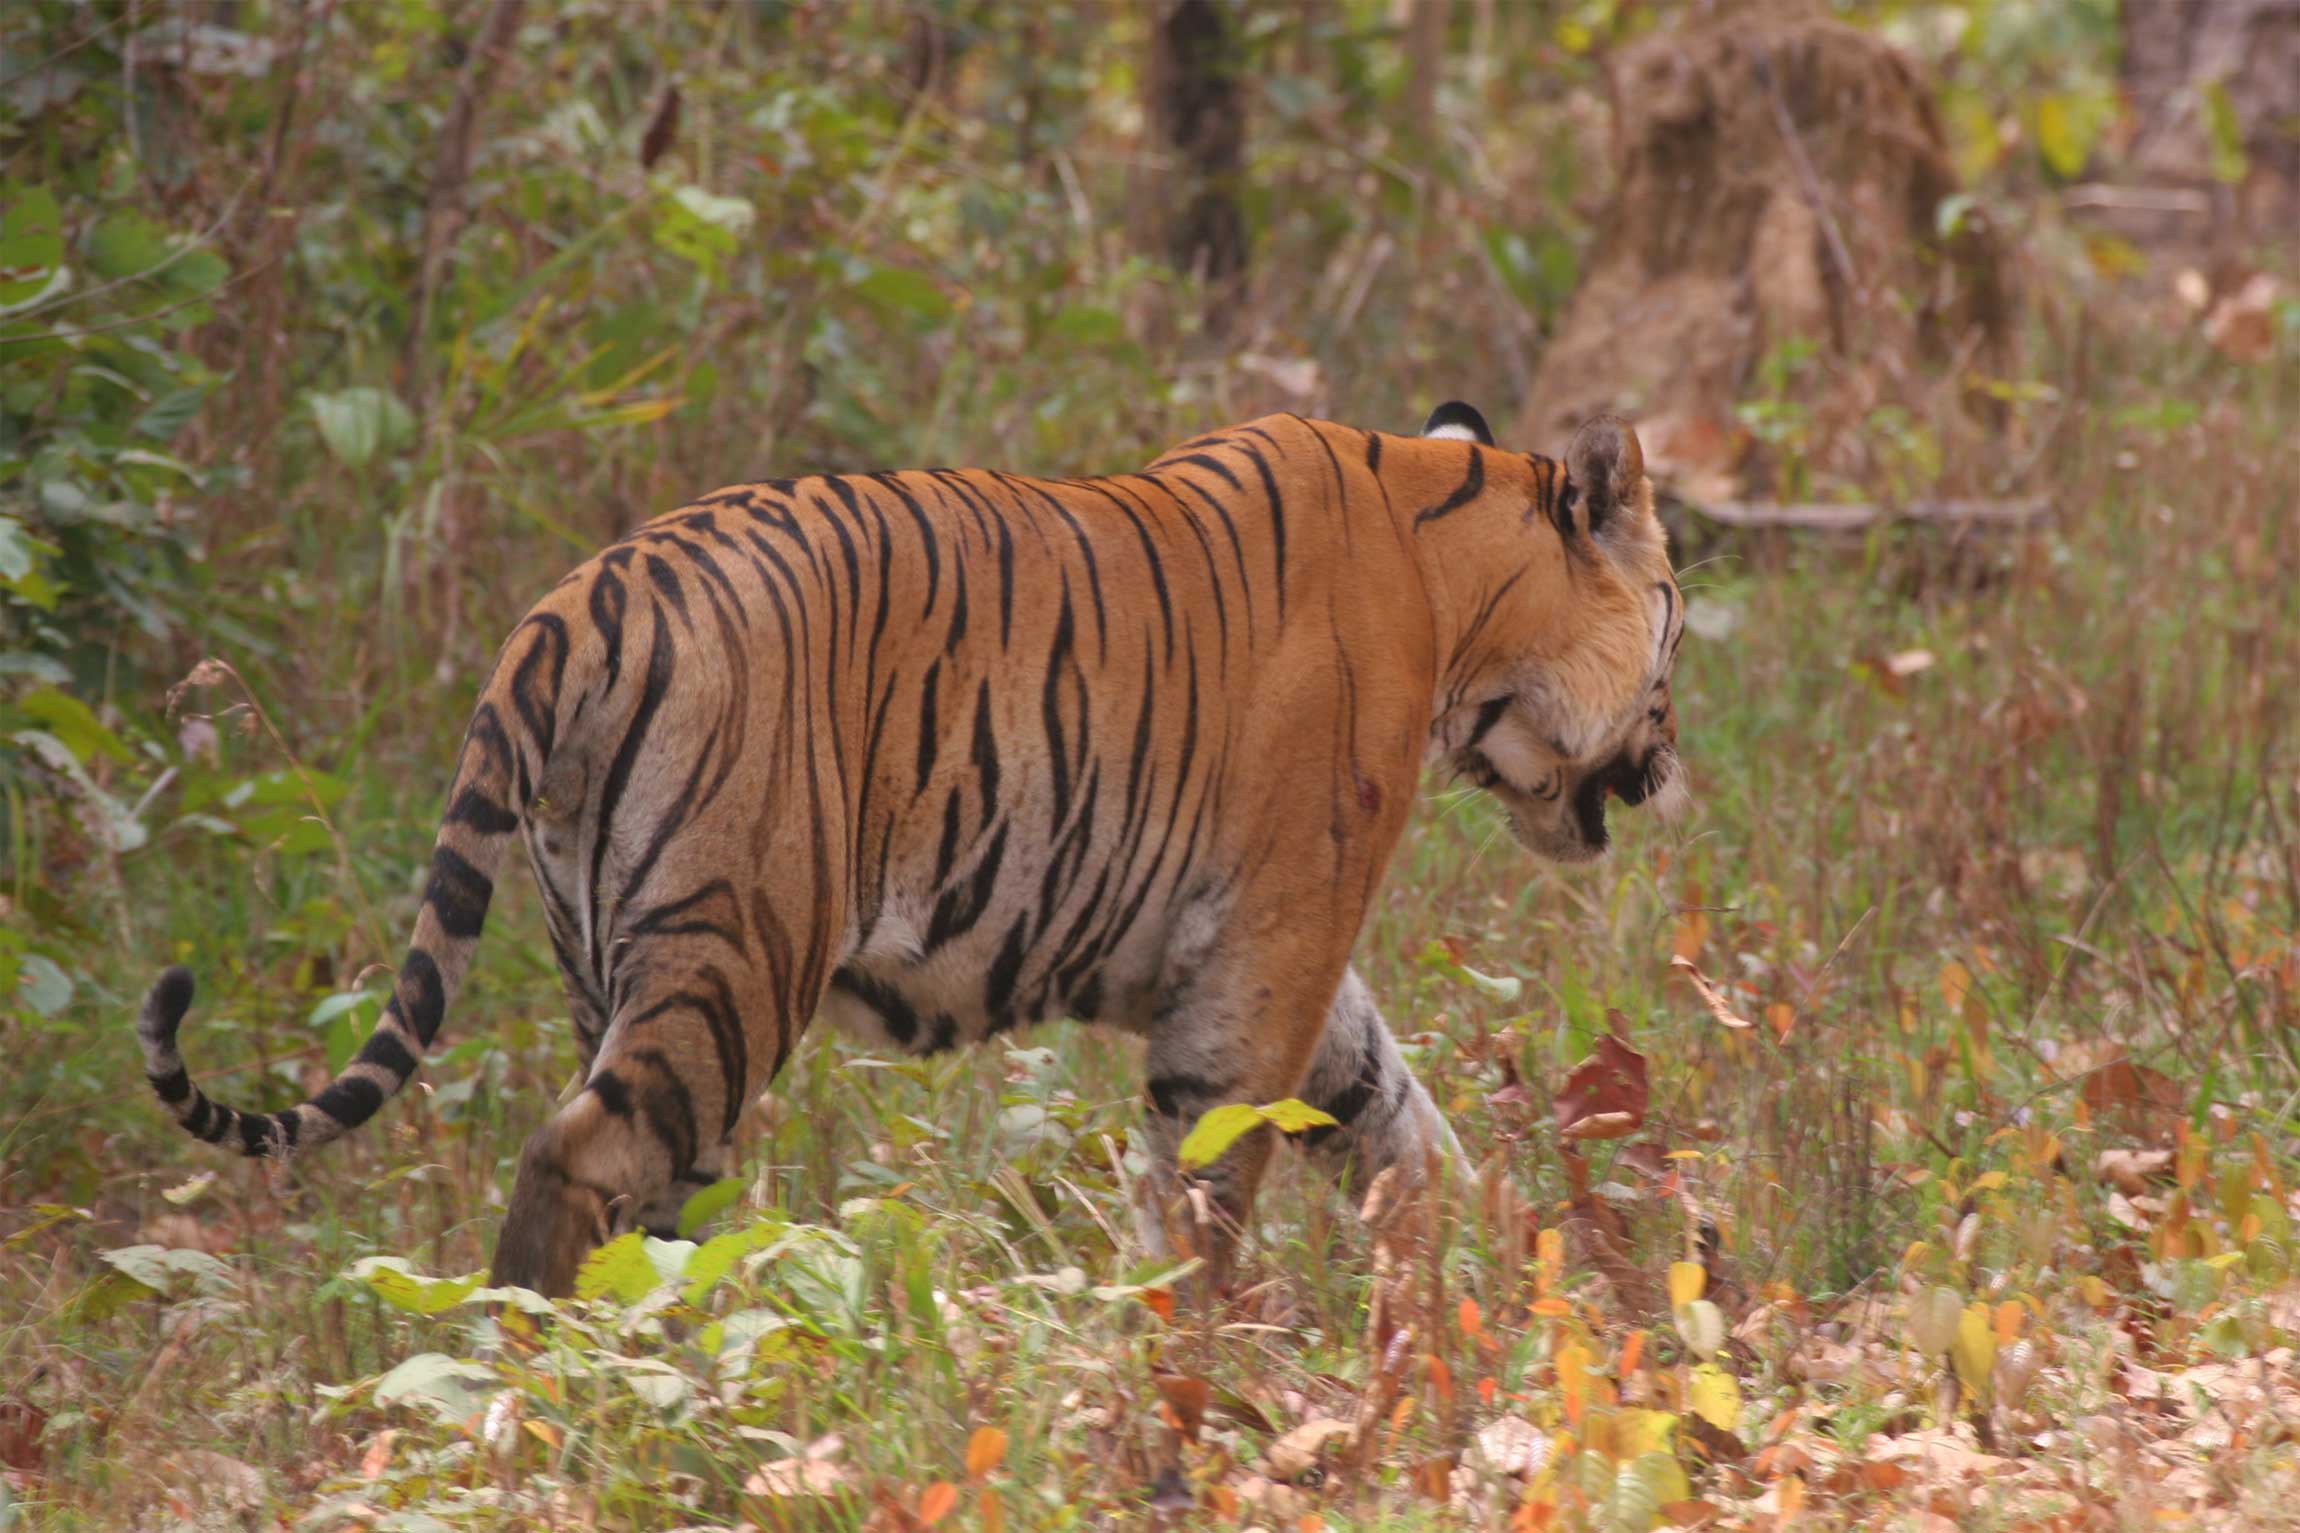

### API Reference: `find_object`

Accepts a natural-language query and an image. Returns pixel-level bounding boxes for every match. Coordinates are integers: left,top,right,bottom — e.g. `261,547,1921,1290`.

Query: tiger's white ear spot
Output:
1422,401,1494,446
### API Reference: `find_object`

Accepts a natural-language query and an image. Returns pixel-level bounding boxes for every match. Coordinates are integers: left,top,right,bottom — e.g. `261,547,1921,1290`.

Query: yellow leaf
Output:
1687,1363,1741,1432
1952,1303,1997,1398
965,1425,1008,1479
1537,1227,1563,1267
1969,1171,2007,1193
1558,1341,1593,1418
2035,94,2082,178
1176,1103,1264,1170
2077,1275,2111,1309
1618,1407,1677,1458
1258,1097,1340,1136
1668,1261,1707,1308
1938,961,1971,1016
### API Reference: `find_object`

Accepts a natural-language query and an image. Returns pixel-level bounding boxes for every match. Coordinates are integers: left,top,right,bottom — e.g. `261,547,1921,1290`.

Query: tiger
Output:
136,401,1685,1298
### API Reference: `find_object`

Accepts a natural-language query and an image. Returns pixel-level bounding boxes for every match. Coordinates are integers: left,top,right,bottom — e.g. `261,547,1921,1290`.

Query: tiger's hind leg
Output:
491,960,815,1297
1297,965,1467,1202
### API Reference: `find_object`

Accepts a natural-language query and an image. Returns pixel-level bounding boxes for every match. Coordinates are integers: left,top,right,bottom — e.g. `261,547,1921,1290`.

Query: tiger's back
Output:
138,406,1685,1297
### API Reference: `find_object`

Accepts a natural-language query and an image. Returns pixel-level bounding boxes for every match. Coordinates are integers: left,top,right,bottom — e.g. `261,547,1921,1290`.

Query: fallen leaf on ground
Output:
1264,1418,1353,1481
2095,1147,2173,1194
1864,1429,2008,1481
1463,1415,1552,1479
744,1459,855,1499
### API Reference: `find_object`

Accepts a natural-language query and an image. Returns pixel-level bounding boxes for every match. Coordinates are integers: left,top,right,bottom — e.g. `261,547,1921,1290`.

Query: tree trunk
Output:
1144,0,1247,304
2113,0,2299,250
1512,7,2010,502
1401,0,1448,136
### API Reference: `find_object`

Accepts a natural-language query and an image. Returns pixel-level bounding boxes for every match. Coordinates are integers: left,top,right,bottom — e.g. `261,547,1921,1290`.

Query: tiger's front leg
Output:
1132,941,1344,1300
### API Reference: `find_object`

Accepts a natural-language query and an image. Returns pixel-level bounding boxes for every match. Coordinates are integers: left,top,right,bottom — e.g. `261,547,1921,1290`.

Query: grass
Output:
2,4,2298,1527
4,322,2297,1529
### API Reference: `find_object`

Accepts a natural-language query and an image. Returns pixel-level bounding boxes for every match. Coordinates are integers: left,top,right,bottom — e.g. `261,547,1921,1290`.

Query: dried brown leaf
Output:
1670,957,1753,1030
1553,1029,1650,1140
1264,1418,1353,1482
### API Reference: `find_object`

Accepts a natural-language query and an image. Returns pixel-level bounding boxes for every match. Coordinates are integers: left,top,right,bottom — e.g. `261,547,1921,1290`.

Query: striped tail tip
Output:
134,967,297,1159
140,965,197,1048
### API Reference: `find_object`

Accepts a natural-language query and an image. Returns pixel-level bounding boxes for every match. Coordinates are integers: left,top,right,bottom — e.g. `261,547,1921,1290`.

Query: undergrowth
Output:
2,2,2297,1530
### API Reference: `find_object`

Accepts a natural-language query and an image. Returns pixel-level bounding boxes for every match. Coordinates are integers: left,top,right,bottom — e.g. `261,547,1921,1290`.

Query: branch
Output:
401,0,527,412
1677,497,2053,531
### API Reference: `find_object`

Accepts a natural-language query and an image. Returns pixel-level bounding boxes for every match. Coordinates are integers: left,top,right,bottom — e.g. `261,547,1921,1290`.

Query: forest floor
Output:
4,288,2299,1533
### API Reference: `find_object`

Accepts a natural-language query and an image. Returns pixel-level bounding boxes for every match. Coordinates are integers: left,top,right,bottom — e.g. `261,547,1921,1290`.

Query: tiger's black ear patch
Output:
1422,401,1494,446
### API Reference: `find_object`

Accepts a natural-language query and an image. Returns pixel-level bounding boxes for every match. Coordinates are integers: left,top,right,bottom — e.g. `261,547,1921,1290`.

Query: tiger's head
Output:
1416,401,1687,864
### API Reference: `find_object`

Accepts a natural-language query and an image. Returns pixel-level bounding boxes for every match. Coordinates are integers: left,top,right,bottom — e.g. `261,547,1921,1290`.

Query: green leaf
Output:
136,386,206,442
851,265,951,323
0,515,56,584
1048,304,1123,346
2204,81,2248,184
16,954,72,1017
14,687,129,764
676,1176,749,1238
162,246,229,299
309,989,383,1072
85,211,172,282
653,185,754,280
307,387,415,469
11,731,147,852
574,1230,660,1303
681,1225,767,1305
98,1243,235,1297
360,1261,483,1316
1935,193,1977,240
0,184,65,309
1176,1103,1267,1170
372,1351,496,1422
2034,90,2110,181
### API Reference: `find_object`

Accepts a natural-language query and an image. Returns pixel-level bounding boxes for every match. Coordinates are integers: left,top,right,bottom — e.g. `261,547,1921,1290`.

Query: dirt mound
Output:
1514,8,2011,501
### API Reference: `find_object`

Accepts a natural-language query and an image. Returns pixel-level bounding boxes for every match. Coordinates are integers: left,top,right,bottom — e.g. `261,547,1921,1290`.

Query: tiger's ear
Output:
1422,401,1494,446
1564,415,1647,538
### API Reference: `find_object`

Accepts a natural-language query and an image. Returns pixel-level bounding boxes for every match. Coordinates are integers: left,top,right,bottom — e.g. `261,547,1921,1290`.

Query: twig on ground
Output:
1678,497,2053,531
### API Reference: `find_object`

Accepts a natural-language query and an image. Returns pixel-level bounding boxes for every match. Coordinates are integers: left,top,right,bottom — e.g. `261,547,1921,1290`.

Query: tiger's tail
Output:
136,639,549,1160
